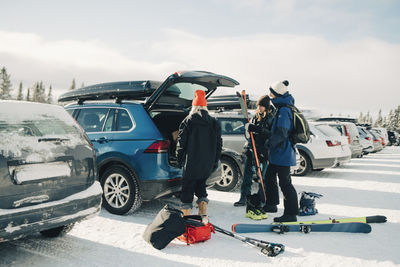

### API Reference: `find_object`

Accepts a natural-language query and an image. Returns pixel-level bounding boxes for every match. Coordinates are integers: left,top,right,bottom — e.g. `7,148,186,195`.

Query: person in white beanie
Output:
262,80,299,222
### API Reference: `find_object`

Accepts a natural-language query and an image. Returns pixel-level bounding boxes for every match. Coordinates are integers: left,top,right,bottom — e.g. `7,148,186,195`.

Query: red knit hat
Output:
192,90,207,106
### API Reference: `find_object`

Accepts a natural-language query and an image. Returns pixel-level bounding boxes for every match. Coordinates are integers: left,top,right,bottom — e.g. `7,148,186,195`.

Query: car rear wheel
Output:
213,157,240,192
293,151,311,176
40,223,75,237
100,165,142,215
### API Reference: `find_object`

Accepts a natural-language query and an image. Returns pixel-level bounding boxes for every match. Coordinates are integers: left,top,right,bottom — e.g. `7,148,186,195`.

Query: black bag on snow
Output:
142,205,186,250
281,104,310,144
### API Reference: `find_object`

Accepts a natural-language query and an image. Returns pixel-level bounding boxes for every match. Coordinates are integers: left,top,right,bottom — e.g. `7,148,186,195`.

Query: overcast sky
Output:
1,0,399,117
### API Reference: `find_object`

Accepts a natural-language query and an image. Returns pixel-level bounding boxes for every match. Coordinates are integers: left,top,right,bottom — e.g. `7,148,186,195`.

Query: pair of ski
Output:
232,215,387,234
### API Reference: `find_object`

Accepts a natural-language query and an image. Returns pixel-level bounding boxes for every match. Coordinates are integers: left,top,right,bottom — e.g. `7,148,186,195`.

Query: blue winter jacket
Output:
269,92,296,166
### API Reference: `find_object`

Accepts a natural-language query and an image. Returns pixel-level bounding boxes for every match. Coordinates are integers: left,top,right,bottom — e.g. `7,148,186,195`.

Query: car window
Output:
219,118,246,135
117,109,133,131
347,123,360,137
329,124,343,135
165,83,208,100
104,109,116,132
315,124,341,137
76,108,109,133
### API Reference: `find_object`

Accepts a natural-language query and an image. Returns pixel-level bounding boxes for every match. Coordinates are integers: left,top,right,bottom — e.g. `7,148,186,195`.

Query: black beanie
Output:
257,95,270,108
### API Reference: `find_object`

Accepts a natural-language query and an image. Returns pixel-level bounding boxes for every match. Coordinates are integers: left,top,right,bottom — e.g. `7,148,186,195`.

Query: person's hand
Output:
247,123,259,133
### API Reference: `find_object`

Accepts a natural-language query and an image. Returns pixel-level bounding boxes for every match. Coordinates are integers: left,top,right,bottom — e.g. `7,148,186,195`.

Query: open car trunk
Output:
150,110,188,167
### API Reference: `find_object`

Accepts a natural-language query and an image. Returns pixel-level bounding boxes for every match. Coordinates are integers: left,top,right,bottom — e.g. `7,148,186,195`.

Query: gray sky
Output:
1,0,399,118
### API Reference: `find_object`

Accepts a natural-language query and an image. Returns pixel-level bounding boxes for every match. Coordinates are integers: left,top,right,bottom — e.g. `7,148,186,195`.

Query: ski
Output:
232,222,372,234
212,224,285,257
236,90,267,200
275,215,387,225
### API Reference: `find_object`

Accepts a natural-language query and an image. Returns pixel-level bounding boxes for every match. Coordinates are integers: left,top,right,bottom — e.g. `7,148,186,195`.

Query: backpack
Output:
142,205,186,250
281,105,310,144
177,215,215,244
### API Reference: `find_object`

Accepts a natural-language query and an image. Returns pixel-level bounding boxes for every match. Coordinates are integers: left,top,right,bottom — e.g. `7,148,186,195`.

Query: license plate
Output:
10,162,71,184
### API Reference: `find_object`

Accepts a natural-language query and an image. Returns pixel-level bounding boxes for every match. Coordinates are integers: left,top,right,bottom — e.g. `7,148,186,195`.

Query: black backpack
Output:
280,105,310,144
142,205,186,250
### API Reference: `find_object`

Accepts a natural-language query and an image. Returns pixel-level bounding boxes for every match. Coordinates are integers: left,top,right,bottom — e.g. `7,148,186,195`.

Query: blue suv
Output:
59,71,239,215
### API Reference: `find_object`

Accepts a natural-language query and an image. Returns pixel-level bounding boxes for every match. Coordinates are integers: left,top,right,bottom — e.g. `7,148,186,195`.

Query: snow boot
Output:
234,196,246,207
262,204,278,213
181,209,191,216
298,191,323,216
246,194,268,220
273,214,297,223
198,201,207,216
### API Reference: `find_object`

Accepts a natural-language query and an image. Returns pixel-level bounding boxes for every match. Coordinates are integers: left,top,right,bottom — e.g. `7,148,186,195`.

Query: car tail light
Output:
144,140,170,153
373,138,379,143
326,140,341,147
344,125,351,144
365,137,371,141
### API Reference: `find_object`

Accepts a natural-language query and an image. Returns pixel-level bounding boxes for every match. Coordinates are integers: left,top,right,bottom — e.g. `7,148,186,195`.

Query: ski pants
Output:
180,177,209,209
265,163,298,215
240,151,267,202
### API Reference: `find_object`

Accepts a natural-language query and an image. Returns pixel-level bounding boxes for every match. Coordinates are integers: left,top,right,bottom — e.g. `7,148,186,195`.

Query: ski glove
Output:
247,123,261,133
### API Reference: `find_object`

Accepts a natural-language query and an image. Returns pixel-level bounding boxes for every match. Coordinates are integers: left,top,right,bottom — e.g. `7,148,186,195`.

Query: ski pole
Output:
241,90,267,202
212,224,285,257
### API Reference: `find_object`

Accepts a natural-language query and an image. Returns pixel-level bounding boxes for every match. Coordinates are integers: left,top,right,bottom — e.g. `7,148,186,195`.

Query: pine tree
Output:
69,78,76,90
47,85,53,103
32,82,40,102
17,82,23,100
358,112,364,123
0,67,13,99
374,109,383,127
26,88,31,101
81,82,85,88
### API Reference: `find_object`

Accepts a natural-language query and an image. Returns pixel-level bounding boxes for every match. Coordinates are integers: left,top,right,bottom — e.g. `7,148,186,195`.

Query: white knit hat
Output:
269,80,289,96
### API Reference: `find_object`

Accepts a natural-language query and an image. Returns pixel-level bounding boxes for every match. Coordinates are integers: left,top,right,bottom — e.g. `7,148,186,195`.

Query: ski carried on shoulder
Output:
212,224,285,257
232,222,372,234
277,215,387,225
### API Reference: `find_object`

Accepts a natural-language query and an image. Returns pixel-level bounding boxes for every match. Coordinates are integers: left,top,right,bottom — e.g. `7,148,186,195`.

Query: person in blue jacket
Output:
262,80,299,222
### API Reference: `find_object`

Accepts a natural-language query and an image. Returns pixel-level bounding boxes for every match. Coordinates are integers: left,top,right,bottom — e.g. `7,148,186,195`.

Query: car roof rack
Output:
316,117,358,123
58,80,162,104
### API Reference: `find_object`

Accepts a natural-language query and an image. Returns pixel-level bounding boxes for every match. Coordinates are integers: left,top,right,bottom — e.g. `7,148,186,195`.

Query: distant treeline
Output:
0,66,82,104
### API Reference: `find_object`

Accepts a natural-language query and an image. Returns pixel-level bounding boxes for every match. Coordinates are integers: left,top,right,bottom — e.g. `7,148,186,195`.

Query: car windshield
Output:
315,124,341,137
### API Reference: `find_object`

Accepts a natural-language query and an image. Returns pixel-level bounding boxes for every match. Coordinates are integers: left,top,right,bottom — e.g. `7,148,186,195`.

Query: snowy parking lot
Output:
1,147,400,267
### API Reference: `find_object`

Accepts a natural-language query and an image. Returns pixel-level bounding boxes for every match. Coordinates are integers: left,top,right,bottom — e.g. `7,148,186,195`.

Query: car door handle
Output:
95,137,109,143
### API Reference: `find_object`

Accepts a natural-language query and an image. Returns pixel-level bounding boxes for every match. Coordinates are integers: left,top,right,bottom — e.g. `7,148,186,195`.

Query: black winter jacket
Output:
245,109,275,162
176,110,222,180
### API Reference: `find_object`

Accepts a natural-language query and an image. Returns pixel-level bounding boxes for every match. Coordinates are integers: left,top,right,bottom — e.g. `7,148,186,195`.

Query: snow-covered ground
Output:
1,147,400,267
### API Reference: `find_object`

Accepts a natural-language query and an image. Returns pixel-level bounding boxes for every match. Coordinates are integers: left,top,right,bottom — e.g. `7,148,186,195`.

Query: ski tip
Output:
366,215,387,223
231,224,237,232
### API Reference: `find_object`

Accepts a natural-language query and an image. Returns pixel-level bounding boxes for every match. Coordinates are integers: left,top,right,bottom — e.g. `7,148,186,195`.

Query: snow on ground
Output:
1,147,400,266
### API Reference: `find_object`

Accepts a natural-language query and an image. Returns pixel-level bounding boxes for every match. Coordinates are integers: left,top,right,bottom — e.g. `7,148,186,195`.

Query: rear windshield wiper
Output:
38,137,70,143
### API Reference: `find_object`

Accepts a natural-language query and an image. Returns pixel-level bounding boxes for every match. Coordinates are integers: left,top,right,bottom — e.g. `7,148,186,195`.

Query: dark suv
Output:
0,101,102,242
59,71,239,215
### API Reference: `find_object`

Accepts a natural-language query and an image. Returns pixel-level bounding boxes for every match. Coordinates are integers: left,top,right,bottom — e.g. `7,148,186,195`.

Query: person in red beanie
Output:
176,90,222,217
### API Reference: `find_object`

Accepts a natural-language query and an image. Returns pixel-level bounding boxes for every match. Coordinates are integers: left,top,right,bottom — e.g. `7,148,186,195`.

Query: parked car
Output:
0,101,102,242
357,126,374,155
367,129,383,153
59,71,239,215
388,130,400,146
321,120,363,158
372,127,389,147
210,110,246,191
293,122,351,176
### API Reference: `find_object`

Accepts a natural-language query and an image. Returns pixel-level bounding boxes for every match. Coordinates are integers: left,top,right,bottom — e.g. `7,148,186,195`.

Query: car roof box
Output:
207,94,250,110
58,80,162,104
